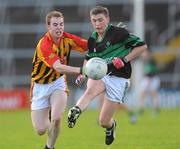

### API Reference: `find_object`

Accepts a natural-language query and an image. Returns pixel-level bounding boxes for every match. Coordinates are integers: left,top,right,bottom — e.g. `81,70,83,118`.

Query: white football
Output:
85,57,108,80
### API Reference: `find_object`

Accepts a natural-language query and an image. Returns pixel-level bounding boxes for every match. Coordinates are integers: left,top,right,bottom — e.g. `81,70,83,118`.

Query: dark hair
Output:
46,10,64,25
90,6,109,17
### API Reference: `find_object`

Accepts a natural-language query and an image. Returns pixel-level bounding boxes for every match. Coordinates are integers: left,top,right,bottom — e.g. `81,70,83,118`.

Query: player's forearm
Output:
53,60,80,74
125,44,147,62
57,65,81,74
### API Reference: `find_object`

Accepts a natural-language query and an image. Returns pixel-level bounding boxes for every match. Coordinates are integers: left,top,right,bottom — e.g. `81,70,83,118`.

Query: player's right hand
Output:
75,74,86,87
112,57,124,69
107,57,125,70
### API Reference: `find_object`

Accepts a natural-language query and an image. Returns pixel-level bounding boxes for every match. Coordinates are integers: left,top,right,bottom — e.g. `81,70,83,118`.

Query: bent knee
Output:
36,128,46,136
51,119,61,127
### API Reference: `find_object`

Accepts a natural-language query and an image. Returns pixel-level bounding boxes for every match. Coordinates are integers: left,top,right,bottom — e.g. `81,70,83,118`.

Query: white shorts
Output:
31,76,67,110
102,75,130,103
140,76,160,92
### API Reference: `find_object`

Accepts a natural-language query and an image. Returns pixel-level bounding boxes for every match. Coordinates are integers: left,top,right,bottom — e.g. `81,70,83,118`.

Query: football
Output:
85,57,108,80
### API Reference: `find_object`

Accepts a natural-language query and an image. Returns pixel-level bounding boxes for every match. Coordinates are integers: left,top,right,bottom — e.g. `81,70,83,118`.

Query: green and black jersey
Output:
85,24,145,78
144,59,158,77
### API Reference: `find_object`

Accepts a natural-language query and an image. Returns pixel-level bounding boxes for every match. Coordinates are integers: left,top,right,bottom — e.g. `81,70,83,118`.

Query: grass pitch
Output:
0,108,180,149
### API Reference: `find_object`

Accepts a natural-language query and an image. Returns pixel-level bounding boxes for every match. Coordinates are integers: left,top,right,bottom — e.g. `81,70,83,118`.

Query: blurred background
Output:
0,0,180,110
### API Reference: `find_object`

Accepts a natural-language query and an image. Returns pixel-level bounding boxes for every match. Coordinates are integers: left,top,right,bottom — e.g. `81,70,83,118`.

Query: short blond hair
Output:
46,10,64,25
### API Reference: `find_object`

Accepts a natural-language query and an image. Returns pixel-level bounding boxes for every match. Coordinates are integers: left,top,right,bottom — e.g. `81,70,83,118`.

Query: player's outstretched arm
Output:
53,60,81,74
125,44,148,62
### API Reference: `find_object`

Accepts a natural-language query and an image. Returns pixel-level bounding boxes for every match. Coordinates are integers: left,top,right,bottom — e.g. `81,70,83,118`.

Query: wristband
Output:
122,57,128,63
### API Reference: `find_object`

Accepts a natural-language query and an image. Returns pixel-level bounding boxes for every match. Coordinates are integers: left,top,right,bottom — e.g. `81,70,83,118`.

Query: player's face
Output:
47,17,64,40
90,13,109,36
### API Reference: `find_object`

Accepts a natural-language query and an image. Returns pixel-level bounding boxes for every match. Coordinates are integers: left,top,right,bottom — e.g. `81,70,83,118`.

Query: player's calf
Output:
68,106,81,128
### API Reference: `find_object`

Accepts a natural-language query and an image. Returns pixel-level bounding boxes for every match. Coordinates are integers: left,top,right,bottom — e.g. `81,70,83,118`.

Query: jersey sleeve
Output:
63,32,88,52
37,37,59,68
125,34,145,50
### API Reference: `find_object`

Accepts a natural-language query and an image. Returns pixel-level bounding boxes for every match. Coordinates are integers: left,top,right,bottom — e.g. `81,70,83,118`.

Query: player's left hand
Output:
75,74,86,87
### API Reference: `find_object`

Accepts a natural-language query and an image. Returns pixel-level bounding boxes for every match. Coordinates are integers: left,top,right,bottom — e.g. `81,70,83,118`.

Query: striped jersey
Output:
31,32,87,84
85,24,145,78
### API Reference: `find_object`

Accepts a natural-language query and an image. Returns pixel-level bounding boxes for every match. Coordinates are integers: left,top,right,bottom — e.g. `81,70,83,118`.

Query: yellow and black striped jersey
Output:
31,32,87,84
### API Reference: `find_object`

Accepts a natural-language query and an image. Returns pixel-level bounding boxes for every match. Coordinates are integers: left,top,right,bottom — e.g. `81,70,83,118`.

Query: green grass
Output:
0,108,180,149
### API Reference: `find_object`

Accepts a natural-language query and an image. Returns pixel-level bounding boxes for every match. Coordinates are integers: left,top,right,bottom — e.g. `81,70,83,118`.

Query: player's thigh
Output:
31,107,49,129
99,97,119,123
86,79,105,96
50,89,67,120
